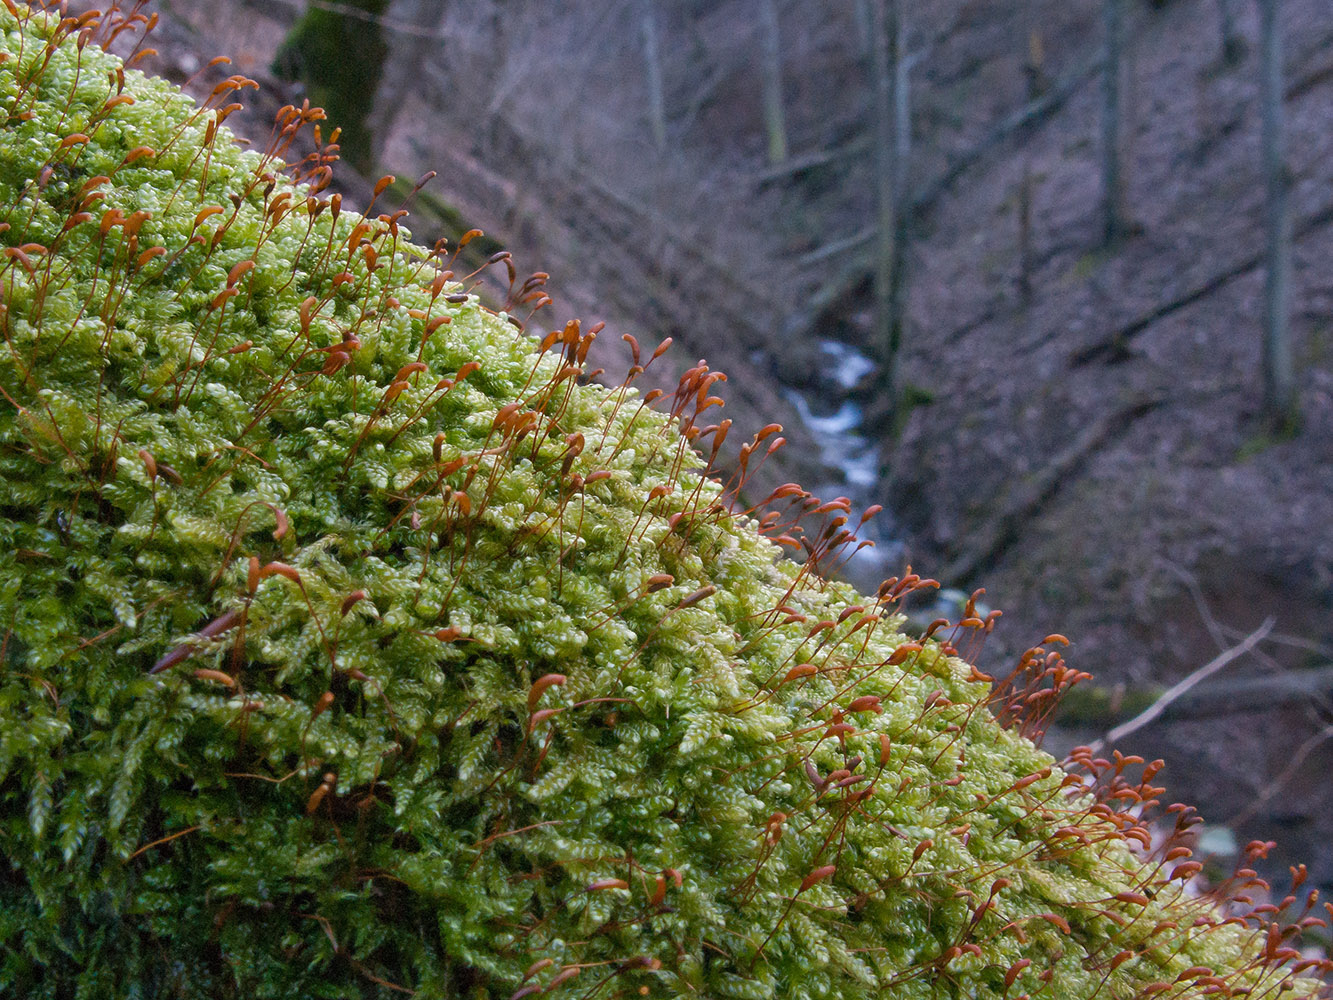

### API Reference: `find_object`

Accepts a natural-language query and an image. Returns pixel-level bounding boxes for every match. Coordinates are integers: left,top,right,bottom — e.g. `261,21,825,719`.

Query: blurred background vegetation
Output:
109,0,1333,907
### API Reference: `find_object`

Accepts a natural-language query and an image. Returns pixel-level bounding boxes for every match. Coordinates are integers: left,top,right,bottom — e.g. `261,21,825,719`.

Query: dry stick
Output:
1090,617,1275,754
1226,723,1333,829
1152,559,1333,717
1155,557,1230,652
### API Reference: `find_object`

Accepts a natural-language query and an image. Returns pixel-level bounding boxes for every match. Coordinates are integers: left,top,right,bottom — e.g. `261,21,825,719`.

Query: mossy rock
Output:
0,6,1327,999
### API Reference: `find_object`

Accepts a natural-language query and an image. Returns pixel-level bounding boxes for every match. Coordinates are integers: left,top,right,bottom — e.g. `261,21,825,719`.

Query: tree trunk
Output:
1259,0,1296,430
891,14,911,367
1023,5,1048,101
868,0,905,414
640,0,667,152
369,0,447,156
1218,0,1246,65
1026,31,1048,100
1018,160,1034,302
758,0,788,164
1101,0,1126,246
853,0,873,59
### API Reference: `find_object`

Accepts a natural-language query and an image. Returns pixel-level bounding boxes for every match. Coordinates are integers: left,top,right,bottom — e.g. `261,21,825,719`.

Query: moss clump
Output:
0,6,1327,999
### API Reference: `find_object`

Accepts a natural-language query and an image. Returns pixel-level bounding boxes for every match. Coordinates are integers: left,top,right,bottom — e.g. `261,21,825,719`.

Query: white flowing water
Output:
781,393,879,489
782,339,903,587
820,339,876,391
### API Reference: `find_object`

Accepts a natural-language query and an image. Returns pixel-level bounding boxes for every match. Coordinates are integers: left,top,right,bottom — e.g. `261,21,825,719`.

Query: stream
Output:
780,339,903,590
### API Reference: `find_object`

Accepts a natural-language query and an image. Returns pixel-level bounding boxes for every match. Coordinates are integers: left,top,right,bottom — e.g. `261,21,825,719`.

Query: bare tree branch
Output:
1090,617,1275,753
1226,723,1333,828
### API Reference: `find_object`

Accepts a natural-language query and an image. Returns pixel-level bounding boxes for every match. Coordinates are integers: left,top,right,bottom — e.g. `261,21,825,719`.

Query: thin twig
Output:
1226,723,1333,829
1155,557,1229,651
1155,558,1333,716
1090,617,1275,753
1215,622,1333,660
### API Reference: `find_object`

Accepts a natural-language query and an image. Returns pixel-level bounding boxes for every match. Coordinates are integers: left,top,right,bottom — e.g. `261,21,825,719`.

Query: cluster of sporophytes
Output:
0,4,1329,998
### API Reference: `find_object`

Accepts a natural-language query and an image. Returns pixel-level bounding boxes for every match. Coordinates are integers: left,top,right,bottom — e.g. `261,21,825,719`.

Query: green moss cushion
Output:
0,6,1325,998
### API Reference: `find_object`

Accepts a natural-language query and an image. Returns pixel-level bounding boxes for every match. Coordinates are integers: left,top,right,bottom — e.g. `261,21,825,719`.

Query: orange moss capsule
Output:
394,361,428,383
1011,768,1051,793
799,865,837,893
1176,966,1214,982
60,211,93,233
846,695,882,715
527,708,561,733
310,691,334,721
225,259,254,286
1038,913,1071,934
650,874,668,906
210,287,238,310
269,505,289,541
135,246,165,268
546,967,580,991
522,959,553,982
305,772,336,815
1170,862,1204,881
527,674,566,713
677,585,716,609
1004,959,1031,988
258,561,300,584
888,642,923,665
778,666,810,688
